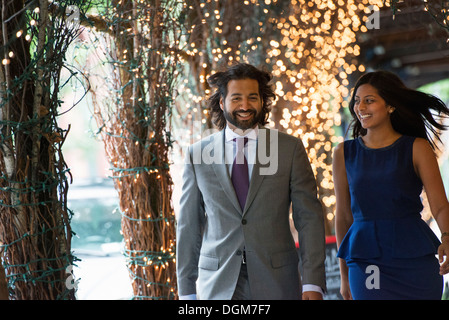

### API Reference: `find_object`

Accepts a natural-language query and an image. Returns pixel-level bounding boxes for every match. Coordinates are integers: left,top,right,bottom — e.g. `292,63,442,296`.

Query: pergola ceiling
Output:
354,0,449,89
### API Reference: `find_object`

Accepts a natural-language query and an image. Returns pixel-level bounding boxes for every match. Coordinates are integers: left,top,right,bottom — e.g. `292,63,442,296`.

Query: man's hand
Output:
302,291,323,300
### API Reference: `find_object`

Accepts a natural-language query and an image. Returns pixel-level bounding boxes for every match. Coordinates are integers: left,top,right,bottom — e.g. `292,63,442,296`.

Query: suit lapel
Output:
211,130,243,214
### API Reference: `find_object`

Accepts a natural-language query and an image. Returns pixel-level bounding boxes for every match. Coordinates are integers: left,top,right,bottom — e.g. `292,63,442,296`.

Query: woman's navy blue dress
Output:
337,136,443,299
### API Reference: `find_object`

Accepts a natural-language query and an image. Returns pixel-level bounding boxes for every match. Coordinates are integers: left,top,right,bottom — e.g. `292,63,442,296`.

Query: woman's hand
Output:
438,238,449,275
340,277,353,300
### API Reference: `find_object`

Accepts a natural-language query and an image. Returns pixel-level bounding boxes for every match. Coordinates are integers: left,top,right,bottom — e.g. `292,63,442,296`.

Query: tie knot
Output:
233,137,248,154
233,137,248,150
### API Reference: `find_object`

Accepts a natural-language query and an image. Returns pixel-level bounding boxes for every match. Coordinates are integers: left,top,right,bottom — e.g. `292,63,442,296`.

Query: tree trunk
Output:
0,0,85,299
89,0,181,299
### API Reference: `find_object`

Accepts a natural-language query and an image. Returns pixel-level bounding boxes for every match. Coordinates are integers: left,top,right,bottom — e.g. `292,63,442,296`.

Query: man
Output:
176,63,326,300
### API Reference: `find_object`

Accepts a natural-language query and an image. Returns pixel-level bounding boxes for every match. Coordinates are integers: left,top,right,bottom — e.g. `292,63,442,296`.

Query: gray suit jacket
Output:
176,128,326,299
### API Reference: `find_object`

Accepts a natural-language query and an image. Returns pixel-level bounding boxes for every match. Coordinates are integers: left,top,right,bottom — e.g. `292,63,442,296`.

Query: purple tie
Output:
232,137,249,211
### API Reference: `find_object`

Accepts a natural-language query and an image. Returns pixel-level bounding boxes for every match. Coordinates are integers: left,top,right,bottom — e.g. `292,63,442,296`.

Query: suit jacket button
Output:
241,219,247,225
236,250,242,256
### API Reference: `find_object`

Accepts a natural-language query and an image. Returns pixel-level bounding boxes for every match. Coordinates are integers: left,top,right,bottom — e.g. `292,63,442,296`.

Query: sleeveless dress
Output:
337,135,443,299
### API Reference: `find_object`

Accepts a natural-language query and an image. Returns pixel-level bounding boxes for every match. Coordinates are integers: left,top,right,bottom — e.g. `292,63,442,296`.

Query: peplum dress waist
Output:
337,215,440,261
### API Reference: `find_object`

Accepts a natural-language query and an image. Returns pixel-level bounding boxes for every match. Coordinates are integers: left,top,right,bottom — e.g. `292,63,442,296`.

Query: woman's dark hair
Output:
348,70,449,149
207,63,276,130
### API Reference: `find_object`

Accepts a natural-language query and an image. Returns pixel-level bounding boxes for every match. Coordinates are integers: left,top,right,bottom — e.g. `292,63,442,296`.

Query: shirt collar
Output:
225,125,259,142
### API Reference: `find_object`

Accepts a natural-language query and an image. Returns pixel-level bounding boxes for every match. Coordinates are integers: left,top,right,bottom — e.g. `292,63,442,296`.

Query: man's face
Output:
220,78,263,131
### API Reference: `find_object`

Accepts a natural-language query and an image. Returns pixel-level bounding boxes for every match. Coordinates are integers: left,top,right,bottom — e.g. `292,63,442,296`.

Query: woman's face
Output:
353,84,395,131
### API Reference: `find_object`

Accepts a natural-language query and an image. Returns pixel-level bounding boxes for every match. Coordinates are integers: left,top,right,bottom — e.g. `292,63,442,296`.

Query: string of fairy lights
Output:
174,0,449,226
424,0,449,34
0,0,90,299
2,0,448,299
85,0,183,299
174,0,387,225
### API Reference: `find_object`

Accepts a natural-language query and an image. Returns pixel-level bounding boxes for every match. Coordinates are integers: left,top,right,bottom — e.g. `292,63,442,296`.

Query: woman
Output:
333,70,449,300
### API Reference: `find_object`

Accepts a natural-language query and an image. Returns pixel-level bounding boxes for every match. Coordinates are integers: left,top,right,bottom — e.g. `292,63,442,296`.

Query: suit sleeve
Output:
176,146,206,296
290,138,327,292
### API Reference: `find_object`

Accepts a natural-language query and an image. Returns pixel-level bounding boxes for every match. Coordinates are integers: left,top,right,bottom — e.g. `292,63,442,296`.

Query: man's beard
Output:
223,106,263,130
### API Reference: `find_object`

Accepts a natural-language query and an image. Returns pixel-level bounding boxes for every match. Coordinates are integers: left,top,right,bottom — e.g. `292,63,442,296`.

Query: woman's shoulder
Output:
333,139,356,159
333,140,345,155
411,136,433,152
412,136,429,144
410,137,437,171
333,138,358,156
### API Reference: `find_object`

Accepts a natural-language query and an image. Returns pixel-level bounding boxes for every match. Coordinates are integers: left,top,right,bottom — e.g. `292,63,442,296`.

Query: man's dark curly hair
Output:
207,63,276,130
